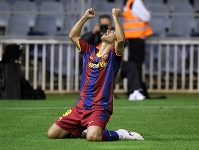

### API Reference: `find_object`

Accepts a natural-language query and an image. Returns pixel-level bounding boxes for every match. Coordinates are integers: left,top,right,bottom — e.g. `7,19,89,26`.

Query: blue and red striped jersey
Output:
75,38,122,113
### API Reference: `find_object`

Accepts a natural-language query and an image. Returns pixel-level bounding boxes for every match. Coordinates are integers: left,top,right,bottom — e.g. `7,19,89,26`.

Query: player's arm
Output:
112,8,125,56
69,8,96,50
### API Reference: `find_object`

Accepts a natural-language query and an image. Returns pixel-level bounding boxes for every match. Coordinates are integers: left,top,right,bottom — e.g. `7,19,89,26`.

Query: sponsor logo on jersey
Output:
88,61,107,68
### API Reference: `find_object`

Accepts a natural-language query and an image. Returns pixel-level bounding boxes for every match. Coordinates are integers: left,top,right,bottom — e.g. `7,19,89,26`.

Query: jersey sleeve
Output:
111,48,123,66
78,38,92,54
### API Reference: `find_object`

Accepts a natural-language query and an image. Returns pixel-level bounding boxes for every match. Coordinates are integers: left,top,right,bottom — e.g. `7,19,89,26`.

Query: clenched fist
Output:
84,8,96,19
112,8,121,18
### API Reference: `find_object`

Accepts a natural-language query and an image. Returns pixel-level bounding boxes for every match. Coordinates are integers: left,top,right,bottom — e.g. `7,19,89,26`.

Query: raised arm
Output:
69,8,96,49
112,8,125,56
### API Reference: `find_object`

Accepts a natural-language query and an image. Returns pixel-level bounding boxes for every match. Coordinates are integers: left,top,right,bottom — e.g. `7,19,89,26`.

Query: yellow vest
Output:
123,0,153,38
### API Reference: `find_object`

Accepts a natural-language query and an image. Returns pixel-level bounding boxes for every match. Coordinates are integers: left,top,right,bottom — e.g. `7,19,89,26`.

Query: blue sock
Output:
102,129,119,141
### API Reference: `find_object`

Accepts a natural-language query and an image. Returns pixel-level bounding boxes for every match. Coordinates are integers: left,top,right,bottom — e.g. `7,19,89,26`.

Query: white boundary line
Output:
0,106,199,110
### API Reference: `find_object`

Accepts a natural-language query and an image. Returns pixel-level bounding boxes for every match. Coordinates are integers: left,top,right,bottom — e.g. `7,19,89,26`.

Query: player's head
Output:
101,30,117,44
98,14,112,35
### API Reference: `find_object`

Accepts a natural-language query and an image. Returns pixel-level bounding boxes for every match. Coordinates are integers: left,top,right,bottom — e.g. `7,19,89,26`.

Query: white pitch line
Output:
0,106,199,110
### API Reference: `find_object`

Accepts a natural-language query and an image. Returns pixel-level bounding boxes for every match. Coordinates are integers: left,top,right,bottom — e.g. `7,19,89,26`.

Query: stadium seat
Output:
143,0,165,7
195,18,199,33
172,4,194,13
13,1,37,28
33,15,57,36
168,3,196,37
40,1,64,30
149,17,170,37
6,0,20,9
91,0,123,13
61,0,81,12
147,3,169,15
60,15,80,35
5,15,30,37
167,0,193,12
0,1,10,31
33,0,56,9
193,0,199,11
147,3,170,37
167,0,191,5
168,17,196,37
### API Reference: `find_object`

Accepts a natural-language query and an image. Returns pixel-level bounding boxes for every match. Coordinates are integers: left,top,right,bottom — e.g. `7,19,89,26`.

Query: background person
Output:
82,14,113,48
122,0,153,100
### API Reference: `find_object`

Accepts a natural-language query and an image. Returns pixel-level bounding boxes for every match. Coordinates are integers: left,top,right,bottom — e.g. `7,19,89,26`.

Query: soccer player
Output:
47,8,144,141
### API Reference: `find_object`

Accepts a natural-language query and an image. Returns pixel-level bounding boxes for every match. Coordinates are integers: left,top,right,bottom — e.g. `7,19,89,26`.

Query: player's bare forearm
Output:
69,16,88,48
112,8,125,55
69,8,96,49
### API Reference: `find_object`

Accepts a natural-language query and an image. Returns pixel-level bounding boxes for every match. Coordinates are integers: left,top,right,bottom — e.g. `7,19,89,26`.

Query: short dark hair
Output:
98,14,112,24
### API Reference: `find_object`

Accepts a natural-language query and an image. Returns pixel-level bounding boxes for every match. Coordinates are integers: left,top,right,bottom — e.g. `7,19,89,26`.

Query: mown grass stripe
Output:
1,106,199,110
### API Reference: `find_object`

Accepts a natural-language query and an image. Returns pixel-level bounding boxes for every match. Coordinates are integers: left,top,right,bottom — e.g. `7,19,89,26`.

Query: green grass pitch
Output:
0,93,199,150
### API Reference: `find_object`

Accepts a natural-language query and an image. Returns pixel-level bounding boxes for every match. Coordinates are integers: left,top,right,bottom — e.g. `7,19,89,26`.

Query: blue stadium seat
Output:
33,0,56,9
13,1,37,28
149,17,170,37
167,0,193,12
193,0,199,11
92,0,123,13
147,3,170,37
147,3,169,15
143,0,165,7
195,18,199,33
5,15,30,36
61,0,81,12
40,1,64,29
0,1,10,28
6,0,20,9
168,17,196,37
33,15,57,36
61,15,79,35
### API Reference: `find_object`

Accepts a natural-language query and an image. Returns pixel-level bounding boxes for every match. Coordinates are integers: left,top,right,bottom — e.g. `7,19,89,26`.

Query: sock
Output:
102,129,119,141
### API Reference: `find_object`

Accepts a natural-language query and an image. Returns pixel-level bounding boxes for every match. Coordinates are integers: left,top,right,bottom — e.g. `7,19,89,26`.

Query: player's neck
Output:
98,43,113,57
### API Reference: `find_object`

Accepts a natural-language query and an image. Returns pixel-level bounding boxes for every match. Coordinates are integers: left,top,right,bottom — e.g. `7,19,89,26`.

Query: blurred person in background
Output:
82,14,113,49
122,0,153,101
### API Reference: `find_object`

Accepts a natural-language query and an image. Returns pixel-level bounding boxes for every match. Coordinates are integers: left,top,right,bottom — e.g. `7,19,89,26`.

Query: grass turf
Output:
0,93,199,150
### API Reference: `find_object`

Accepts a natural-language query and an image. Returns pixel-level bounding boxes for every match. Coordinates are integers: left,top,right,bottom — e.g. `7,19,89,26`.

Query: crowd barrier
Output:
0,37,199,93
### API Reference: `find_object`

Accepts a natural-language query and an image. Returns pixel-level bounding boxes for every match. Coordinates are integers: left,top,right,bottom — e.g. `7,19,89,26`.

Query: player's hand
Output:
84,8,96,19
112,8,121,18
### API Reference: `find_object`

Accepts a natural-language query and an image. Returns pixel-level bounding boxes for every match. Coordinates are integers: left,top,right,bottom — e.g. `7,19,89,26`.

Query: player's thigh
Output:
86,126,103,141
47,123,70,139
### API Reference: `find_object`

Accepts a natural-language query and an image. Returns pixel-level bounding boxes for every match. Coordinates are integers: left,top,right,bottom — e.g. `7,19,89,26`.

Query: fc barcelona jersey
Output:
75,38,122,113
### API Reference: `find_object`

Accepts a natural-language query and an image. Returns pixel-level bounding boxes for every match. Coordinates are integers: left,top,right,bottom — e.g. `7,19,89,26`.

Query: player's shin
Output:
102,129,119,141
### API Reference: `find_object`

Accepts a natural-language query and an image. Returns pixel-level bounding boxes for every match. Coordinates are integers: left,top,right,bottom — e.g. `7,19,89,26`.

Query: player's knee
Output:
86,133,102,142
47,131,57,139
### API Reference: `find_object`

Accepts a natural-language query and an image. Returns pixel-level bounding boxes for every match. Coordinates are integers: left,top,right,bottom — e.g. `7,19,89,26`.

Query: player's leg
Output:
85,127,144,141
47,123,70,139
86,126,103,141
47,106,83,139
85,109,120,141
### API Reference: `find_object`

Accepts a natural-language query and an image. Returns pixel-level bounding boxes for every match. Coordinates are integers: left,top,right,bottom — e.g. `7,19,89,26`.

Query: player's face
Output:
101,30,116,43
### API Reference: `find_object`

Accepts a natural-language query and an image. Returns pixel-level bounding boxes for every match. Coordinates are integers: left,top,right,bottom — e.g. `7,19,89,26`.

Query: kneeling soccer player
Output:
47,7,144,142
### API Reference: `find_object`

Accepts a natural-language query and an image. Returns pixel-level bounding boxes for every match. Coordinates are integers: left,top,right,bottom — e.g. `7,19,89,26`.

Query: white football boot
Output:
116,129,145,140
